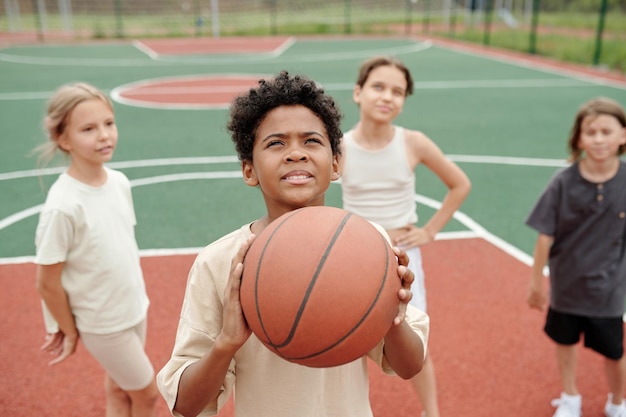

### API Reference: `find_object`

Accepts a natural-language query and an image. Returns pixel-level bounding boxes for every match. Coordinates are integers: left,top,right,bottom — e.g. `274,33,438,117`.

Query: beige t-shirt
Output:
35,168,149,334
157,223,429,417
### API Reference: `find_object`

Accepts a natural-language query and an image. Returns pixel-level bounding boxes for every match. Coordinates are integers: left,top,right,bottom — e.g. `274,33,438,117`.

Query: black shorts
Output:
544,308,624,360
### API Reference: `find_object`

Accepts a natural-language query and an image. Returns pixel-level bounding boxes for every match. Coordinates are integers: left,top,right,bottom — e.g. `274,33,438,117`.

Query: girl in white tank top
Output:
339,56,471,417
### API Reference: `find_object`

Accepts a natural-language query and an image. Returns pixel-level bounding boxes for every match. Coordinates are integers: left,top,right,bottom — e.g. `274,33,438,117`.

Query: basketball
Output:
240,205,400,368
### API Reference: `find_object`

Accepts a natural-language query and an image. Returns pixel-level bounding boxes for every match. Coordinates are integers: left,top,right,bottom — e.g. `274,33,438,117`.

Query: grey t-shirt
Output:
525,160,626,317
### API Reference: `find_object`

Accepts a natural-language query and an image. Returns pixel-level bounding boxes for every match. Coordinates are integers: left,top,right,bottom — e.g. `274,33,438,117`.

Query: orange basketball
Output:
240,206,400,368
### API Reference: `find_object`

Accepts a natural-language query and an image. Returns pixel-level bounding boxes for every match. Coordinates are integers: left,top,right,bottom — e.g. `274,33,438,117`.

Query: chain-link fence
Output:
2,0,625,72
3,0,432,38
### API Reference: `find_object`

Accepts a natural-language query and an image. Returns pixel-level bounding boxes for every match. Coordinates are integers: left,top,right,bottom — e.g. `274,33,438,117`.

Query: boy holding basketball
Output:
157,71,429,417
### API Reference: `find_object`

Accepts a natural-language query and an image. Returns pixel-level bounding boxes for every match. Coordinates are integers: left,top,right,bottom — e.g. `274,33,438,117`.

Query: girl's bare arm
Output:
398,131,471,246
36,262,79,365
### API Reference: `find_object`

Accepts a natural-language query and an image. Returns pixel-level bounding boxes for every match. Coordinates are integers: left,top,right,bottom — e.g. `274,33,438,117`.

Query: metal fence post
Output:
405,0,413,36
30,0,43,40
528,0,540,54
5,0,20,32
593,0,608,66
269,0,277,35
422,0,430,34
211,0,220,38
449,0,458,38
344,0,351,34
194,0,202,36
482,0,493,45
58,0,72,33
114,0,124,38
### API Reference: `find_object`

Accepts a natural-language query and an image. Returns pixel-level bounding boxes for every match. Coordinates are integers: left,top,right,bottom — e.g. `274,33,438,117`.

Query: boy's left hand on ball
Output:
392,246,414,325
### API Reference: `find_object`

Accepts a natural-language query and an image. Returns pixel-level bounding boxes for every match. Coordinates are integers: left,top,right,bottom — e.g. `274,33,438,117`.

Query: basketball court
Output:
1,35,625,416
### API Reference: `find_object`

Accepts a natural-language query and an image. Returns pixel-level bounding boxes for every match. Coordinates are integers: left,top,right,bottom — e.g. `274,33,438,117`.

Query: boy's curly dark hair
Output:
227,71,343,161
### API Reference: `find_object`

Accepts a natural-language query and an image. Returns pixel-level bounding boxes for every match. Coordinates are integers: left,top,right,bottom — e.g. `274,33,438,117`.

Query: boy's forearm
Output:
383,321,425,379
531,234,552,283
531,260,547,284
174,341,237,417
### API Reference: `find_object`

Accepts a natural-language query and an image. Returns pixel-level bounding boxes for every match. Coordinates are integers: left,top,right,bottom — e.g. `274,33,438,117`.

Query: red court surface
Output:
112,76,262,108
135,36,293,56
0,238,615,417
1,34,623,416
113,37,292,108
119,36,626,110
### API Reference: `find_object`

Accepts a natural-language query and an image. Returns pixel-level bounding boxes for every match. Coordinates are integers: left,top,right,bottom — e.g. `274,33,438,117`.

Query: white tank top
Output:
341,126,417,229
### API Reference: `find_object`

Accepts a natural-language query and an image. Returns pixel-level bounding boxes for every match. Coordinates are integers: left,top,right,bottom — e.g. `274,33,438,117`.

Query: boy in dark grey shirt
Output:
526,97,626,417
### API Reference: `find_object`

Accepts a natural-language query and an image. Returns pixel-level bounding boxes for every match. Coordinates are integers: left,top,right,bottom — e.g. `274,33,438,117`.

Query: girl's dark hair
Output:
355,56,414,96
567,97,626,162
227,71,343,161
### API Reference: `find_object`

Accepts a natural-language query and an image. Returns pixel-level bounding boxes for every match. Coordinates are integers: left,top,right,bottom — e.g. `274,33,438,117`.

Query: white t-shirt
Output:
35,168,149,334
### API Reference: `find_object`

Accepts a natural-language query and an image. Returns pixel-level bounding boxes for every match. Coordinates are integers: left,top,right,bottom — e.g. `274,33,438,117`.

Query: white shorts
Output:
405,246,427,312
81,319,154,391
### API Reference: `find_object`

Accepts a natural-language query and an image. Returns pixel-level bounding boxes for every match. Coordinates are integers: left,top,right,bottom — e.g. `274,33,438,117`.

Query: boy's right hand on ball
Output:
218,235,256,352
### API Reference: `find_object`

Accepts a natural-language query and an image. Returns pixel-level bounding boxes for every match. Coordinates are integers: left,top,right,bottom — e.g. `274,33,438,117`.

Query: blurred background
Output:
2,0,625,73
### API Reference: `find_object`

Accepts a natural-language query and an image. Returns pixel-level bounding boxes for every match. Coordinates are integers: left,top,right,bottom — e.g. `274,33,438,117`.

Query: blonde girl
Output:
34,82,158,417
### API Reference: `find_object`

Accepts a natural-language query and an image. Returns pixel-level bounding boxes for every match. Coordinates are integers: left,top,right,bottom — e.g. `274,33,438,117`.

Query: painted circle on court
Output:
110,75,263,110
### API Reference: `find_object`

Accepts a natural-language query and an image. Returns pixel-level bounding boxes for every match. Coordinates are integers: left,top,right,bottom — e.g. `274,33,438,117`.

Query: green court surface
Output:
1,36,625,262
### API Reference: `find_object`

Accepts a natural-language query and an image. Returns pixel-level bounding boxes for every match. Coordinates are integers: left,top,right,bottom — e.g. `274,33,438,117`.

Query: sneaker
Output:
551,392,582,417
605,394,626,417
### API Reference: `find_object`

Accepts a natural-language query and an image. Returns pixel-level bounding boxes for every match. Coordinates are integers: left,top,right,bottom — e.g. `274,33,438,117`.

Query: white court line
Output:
0,154,564,182
1,37,623,93
0,204,44,232
1,168,536,266
0,171,243,232
0,39,431,66
0,77,598,103
132,39,160,59
427,38,626,91
0,171,243,265
0,156,240,181
109,73,270,110
2,36,601,265
132,36,296,60
415,194,533,266
446,154,567,167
